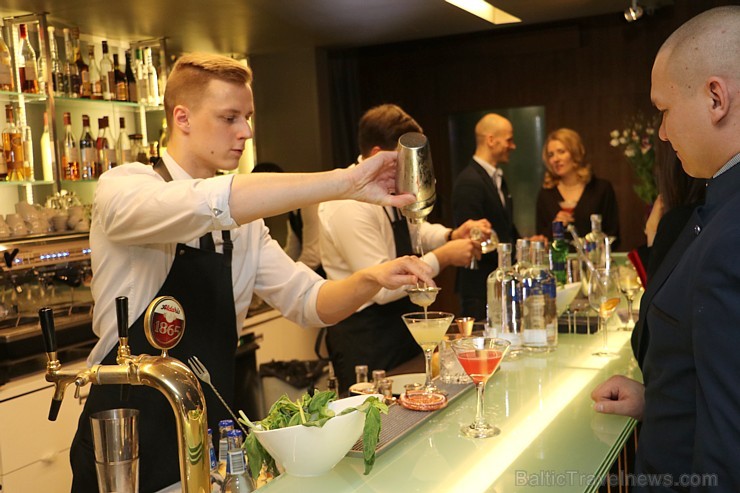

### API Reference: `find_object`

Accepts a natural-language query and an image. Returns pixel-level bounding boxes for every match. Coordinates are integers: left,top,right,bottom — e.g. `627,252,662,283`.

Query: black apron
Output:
70,160,238,493
326,208,421,393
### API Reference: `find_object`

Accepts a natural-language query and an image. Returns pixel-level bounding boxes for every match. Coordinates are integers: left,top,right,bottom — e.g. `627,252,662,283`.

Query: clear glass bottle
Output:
62,28,79,97
130,133,147,164
88,45,102,100
134,48,148,104
144,47,160,105
17,24,39,94
47,26,64,97
524,241,558,351
487,243,522,350
61,112,79,180
585,214,608,270
512,238,531,280
21,119,33,180
113,53,128,101
223,430,254,493
2,104,22,181
99,41,114,100
72,28,87,98
79,114,95,179
550,221,569,286
40,112,53,181
116,117,132,165
0,26,14,91
96,116,115,173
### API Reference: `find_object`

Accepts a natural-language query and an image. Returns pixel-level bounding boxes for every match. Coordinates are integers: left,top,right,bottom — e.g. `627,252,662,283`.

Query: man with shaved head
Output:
592,6,740,490
452,113,520,321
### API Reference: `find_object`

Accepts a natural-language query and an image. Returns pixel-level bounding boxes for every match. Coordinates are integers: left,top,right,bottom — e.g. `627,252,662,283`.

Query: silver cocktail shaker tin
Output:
395,132,436,222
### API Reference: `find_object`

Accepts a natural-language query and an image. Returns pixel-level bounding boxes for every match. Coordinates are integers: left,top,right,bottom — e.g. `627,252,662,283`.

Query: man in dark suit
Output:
592,6,740,490
451,113,520,321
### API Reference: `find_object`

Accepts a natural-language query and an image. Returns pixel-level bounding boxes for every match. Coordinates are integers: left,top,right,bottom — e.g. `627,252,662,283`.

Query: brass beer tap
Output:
41,296,210,493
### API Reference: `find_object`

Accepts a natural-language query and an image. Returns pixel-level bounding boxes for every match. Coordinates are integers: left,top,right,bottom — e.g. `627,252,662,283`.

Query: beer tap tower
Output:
41,296,210,492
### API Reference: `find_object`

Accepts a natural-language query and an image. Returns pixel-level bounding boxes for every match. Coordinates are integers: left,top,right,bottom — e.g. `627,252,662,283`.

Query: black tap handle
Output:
116,296,129,339
48,398,62,421
39,307,57,353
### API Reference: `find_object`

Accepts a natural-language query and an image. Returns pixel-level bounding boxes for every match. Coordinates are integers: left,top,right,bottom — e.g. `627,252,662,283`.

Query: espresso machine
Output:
0,232,95,384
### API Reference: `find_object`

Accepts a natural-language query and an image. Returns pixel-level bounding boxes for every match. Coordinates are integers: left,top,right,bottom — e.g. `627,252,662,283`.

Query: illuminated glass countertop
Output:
258,330,641,493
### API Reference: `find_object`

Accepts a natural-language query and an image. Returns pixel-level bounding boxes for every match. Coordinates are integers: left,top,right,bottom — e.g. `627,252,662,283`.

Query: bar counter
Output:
258,330,641,493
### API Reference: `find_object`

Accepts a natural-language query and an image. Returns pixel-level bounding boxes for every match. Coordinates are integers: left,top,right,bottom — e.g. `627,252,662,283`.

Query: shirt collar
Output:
160,149,195,180
472,155,500,178
712,152,740,178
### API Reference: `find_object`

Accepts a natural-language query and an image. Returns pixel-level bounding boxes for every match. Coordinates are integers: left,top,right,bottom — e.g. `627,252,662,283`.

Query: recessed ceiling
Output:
1,0,670,55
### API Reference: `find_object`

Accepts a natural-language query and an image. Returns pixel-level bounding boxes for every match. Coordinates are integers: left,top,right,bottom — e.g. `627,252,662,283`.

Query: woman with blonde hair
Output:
535,128,619,242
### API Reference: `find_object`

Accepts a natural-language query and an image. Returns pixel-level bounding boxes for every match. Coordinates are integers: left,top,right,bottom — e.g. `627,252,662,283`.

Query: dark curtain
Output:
328,50,361,169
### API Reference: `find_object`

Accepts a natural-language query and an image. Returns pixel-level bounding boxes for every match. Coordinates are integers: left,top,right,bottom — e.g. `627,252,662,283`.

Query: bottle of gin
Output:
550,221,569,286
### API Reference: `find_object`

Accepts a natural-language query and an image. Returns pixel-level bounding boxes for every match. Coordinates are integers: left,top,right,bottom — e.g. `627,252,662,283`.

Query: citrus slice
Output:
600,297,620,312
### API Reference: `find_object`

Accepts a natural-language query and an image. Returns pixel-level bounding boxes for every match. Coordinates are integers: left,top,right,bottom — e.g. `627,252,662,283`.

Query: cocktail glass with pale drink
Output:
401,312,454,393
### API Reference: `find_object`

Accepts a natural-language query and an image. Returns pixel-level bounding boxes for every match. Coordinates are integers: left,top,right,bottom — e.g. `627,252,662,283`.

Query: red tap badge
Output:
144,296,186,351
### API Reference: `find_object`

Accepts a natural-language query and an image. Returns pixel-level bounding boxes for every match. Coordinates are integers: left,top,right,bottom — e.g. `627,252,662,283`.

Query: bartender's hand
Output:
432,239,481,269
364,255,436,290
591,375,644,421
451,219,492,241
345,151,417,208
316,256,434,325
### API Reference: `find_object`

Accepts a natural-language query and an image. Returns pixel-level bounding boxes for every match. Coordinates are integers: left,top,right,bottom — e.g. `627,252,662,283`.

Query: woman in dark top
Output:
535,128,619,243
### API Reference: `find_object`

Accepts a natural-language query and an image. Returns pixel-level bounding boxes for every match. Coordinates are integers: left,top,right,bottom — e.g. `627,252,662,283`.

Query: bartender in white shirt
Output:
319,104,490,392
71,55,434,492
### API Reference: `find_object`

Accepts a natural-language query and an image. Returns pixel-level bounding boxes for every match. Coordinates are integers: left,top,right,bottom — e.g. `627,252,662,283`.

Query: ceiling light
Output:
624,0,644,21
445,0,521,25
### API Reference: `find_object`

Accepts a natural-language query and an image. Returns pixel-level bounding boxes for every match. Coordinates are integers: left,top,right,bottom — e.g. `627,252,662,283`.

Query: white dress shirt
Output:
88,150,326,365
318,198,450,312
473,155,506,206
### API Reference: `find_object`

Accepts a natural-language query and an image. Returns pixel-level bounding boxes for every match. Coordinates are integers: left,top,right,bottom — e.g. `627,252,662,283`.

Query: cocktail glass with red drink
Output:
451,336,510,438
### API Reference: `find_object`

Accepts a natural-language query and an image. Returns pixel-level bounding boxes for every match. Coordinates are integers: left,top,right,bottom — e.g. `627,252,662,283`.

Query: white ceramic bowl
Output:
252,393,381,477
556,282,582,316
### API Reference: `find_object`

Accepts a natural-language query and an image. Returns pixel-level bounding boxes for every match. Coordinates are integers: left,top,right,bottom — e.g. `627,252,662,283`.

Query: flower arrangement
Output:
609,113,659,204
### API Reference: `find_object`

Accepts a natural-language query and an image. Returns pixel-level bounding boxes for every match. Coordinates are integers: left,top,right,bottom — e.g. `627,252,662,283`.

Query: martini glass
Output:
588,268,620,356
451,336,510,438
402,312,454,393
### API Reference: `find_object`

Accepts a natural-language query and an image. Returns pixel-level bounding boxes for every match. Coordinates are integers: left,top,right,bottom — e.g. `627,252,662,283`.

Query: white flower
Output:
624,148,636,158
610,130,620,138
610,138,620,147
646,127,655,136
619,136,628,145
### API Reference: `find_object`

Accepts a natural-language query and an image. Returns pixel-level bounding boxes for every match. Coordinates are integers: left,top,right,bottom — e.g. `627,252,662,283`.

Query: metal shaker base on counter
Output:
346,378,472,458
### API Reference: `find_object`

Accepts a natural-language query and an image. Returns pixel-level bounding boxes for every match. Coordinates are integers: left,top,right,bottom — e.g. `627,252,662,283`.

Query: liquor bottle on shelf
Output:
99,41,114,101
79,114,96,179
61,112,79,180
130,134,147,164
21,119,33,181
47,26,64,97
550,221,569,286
116,117,132,165
144,47,159,105
71,28,87,98
124,50,137,102
62,28,79,97
96,116,115,173
40,112,53,181
0,27,14,91
88,45,102,100
158,117,168,155
134,48,148,104
3,105,24,181
37,31,48,96
17,24,39,94
112,53,128,101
